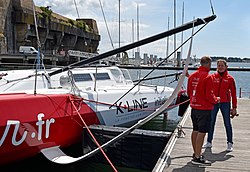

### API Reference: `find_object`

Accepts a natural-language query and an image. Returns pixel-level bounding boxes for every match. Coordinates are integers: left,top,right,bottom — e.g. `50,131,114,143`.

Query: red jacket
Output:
210,70,237,108
187,66,219,110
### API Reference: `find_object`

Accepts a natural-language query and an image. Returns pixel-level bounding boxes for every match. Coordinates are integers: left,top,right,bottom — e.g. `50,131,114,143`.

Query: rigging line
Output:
6,74,41,83
69,97,118,172
32,2,41,48
109,21,209,109
41,21,196,165
49,15,216,76
166,16,170,58
209,0,215,15
133,72,182,83
73,0,80,18
32,0,40,95
72,25,195,163
48,15,216,77
81,96,190,113
153,20,195,172
81,97,157,111
98,0,114,49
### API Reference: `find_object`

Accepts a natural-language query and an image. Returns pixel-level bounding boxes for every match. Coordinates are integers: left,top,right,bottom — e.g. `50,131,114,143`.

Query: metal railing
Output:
239,88,250,98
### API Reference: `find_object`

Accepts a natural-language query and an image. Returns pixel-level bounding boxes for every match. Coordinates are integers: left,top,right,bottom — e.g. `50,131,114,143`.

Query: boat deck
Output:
153,98,250,172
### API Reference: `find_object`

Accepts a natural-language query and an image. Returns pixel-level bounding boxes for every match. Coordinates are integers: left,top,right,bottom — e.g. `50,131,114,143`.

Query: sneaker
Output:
192,156,211,166
192,153,204,160
202,142,212,148
226,142,233,152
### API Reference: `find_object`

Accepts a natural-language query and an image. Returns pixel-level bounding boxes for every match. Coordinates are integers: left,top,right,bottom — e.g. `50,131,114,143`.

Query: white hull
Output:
0,66,175,127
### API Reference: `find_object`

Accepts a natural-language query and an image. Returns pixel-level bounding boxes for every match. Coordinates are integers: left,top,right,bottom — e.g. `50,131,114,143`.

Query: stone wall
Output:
0,0,11,54
0,0,100,56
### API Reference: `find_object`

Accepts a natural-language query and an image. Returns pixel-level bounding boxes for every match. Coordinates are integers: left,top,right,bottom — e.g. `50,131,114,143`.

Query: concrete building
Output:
0,0,100,65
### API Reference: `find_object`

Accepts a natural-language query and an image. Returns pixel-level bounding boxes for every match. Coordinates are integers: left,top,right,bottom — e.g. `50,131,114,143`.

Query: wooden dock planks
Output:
154,98,250,172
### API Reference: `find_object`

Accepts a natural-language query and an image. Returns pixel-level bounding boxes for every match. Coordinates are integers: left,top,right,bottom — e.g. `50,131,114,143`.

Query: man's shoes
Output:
192,153,204,160
202,142,212,148
226,142,233,152
192,156,211,166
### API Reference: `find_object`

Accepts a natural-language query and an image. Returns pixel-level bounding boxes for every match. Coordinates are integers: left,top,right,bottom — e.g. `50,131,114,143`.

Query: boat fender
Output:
177,90,190,117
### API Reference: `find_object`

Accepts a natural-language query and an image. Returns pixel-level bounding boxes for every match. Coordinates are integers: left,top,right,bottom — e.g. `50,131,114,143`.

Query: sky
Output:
33,0,250,59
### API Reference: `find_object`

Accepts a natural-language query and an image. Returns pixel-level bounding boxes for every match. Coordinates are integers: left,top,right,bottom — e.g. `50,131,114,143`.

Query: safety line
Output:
80,96,190,112
69,96,118,172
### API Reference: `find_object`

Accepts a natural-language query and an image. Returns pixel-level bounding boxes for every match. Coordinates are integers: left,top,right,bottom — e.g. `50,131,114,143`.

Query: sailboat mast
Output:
136,3,140,54
180,1,184,59
166,16,170,59
118,0,121,49
173,0,176,60
132,19,134,58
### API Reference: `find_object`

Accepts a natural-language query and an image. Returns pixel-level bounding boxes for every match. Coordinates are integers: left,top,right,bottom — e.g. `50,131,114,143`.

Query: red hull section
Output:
0,93,100,165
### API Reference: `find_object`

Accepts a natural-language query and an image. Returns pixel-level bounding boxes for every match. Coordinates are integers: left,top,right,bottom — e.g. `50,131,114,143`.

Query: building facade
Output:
0,0,100,59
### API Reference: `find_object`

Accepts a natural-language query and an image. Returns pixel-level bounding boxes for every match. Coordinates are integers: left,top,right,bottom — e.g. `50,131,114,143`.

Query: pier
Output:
119,65,250,72
153,98,250,172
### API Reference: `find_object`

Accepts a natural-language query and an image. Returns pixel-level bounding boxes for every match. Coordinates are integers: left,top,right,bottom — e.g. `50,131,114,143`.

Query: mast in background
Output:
118,0,121,59
134,3,140,65
173,0,176,60
136,3,140,54
177,1,185,67
166,16,170,60
118,0,121,49
132,19,134,58
180,1,185,58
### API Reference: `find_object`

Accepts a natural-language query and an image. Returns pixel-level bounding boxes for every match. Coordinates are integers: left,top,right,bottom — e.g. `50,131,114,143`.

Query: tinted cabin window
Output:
73,74,92,82
121,69,132,80
93,73,110,80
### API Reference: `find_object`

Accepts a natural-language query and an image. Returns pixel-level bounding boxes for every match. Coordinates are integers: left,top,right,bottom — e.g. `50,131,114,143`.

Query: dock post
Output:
163,112,168,121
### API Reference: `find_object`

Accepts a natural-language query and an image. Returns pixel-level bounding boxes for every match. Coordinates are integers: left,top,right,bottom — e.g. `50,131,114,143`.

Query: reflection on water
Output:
140,108,181,132
2,154,150,172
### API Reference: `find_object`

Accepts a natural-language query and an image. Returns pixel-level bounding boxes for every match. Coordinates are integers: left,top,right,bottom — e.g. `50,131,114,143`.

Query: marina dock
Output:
153,98,250,172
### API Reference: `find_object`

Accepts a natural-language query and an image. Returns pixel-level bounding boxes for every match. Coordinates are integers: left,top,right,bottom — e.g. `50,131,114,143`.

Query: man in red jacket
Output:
203,59,237,152
187,56,220,165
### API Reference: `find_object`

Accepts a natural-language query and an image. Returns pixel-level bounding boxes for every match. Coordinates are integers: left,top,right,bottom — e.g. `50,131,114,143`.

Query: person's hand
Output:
230,108,238,118
217,97,220,103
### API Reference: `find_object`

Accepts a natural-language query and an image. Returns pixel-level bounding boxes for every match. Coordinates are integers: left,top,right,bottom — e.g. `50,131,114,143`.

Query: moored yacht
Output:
0,65,176,165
